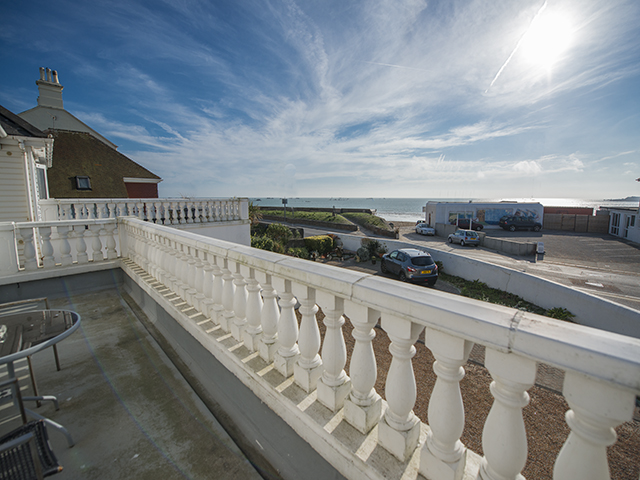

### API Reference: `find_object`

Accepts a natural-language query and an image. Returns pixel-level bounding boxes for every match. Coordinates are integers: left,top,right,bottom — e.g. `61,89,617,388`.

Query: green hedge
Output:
342,212,393,231
260,209,352,224
304,235,334,255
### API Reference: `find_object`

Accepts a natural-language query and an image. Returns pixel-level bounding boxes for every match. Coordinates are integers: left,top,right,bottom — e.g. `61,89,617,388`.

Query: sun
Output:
520,11,573,68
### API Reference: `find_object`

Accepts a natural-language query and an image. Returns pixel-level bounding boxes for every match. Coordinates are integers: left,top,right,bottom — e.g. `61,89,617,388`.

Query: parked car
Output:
416,223,436,235
381,248,438,286
447,230,480,246
451,218,483,231
499,215,542,232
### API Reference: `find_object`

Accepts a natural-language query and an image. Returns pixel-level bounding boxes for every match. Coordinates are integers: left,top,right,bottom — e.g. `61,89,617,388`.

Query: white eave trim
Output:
123,177,162,184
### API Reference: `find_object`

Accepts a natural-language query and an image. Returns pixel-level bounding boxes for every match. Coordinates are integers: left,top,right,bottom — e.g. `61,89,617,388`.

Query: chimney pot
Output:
46,68,52,82
39,67,45,81
52,70,59,84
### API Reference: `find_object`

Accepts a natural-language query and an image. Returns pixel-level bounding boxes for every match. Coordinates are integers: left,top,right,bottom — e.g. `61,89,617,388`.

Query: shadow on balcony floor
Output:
0,288,263,480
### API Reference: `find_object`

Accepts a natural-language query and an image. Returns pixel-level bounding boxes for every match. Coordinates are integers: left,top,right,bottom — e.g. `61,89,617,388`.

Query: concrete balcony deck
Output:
0,286,265,480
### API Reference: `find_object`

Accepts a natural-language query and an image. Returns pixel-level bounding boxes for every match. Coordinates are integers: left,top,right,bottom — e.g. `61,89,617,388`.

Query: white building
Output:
423,201,544,229
604,207,640,244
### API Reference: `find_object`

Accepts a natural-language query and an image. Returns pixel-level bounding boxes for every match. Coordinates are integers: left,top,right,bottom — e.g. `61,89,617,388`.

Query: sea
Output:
251,197,640,222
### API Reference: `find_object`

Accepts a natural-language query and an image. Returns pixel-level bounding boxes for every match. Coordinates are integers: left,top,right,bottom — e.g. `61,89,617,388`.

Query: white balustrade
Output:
7,215,637,480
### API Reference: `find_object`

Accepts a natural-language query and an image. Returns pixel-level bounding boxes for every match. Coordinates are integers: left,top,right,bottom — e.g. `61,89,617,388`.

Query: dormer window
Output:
75,176,91,190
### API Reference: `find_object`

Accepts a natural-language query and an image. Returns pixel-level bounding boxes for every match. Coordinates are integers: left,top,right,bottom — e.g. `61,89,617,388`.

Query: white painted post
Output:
209,255,224,325
293,284,323,393
343,302,382,434
480,349,536,480
553,372,636,480
378,314,424,462
273,277,299,378
420,328,473,480
57,225,73,266
316,293,351,411
74,225,88,264
89,224,104,262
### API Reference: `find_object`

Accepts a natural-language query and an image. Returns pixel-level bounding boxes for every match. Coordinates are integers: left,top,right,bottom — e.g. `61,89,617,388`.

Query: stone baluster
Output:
167,201,176,225
19,227,38,270
230,262,248,341
152,201,162,224
185,248,198,306
60,203,72,220
241,267,263,351
220,259,235,332
194,200,202,223
105,222,117,260
255,273,279,362
135,202,144,221
292,285,323,392
207,255,224,325
106,202,116,219
202,201,212,222
161,238,176,287
233,200,240,220
146,232,159,277
178,245,192,299
170,242,184,293
39,226,55,268
343,302,382,434
88,224,104,262
199,252,215,318
212,201,220,221
57,226,73,266
420,328,473,479
316,293,351,411
192,250,206,313
480,349,536,480
553,372,636,480
378,315,424,462
95,202,108,219
154,236,168,282
74,225,89,264
72,202,84,220
272,278,299,378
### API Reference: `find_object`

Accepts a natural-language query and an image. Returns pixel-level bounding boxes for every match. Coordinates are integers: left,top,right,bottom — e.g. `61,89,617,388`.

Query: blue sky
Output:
2,0,639,199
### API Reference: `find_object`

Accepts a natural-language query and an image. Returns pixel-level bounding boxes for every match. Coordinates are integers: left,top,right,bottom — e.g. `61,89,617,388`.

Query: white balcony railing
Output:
39,197,247,225
1,216,638,480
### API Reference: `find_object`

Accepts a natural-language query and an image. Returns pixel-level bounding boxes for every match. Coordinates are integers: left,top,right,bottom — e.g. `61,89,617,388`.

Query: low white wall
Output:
336,233,640,338
177,221,251,246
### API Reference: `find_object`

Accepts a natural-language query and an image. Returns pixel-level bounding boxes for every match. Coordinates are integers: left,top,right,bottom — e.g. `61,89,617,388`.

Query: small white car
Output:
416,223,436,236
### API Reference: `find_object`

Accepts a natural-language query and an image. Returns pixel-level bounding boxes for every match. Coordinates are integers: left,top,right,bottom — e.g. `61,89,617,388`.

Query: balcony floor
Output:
0,287,263,480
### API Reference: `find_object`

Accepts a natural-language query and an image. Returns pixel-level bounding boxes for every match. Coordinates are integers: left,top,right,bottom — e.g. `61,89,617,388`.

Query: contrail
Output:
486,0,548,93
363,61,431,72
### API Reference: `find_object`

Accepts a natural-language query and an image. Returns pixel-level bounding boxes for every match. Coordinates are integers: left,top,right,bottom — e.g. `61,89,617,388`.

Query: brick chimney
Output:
36,67,64,109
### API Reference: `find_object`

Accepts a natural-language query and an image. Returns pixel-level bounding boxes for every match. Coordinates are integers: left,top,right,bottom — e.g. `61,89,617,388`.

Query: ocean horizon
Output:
251,197,640,222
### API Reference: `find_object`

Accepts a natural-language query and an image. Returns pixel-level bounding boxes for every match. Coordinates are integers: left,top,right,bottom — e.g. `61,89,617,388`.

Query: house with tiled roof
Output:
18,68,161,199
0,105,53,222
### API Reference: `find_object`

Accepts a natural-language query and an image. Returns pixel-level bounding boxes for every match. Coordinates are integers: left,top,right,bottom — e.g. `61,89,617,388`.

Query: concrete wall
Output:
175,220,251,246
335,232,640,338
481,237,537,256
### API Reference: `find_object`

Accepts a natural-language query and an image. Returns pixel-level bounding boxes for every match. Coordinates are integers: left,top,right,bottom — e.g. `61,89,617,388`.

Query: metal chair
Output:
0,420,62,479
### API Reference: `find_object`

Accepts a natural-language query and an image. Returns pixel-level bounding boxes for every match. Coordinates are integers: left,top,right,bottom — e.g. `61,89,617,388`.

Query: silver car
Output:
447,229,480,246
416,223,435,235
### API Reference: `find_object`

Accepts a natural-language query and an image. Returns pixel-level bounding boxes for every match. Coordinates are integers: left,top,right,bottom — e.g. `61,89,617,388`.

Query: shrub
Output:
251,235,276,252
304,235,334,256
288,247,310,259
266,223,293,245
361,238,387,257
545,307,575,321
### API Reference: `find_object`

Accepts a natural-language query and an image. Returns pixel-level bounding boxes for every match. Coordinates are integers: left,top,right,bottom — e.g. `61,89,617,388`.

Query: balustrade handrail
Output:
122,217,640,392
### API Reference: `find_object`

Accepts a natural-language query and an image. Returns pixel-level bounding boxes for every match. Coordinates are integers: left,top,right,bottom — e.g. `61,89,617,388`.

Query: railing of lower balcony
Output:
1,217,638,479
39,197,247,225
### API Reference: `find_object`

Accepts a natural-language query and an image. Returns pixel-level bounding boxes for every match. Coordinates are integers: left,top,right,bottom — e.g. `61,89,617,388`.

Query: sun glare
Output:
520,12,573,68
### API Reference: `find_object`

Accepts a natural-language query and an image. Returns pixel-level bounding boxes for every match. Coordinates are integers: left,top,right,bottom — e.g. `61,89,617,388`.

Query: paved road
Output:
400,227,640,311
298,222,640,311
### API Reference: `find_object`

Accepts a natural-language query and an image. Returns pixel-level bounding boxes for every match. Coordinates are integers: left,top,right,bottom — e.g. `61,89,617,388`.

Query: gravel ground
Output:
311,254,639,480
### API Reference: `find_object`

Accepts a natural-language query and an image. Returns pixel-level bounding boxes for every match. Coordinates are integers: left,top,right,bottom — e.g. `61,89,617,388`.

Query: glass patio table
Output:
0,310,81,446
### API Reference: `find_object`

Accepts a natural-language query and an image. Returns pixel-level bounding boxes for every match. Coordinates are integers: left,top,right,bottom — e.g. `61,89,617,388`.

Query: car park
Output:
416,223,436,235
450,218,483,231
381,248,438,286
447,230,480,246
499,215,542,232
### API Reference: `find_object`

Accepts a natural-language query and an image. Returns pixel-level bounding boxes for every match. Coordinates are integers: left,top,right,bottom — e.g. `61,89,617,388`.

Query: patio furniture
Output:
0,310,81,447
0,299,61,408
0,420,62,479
